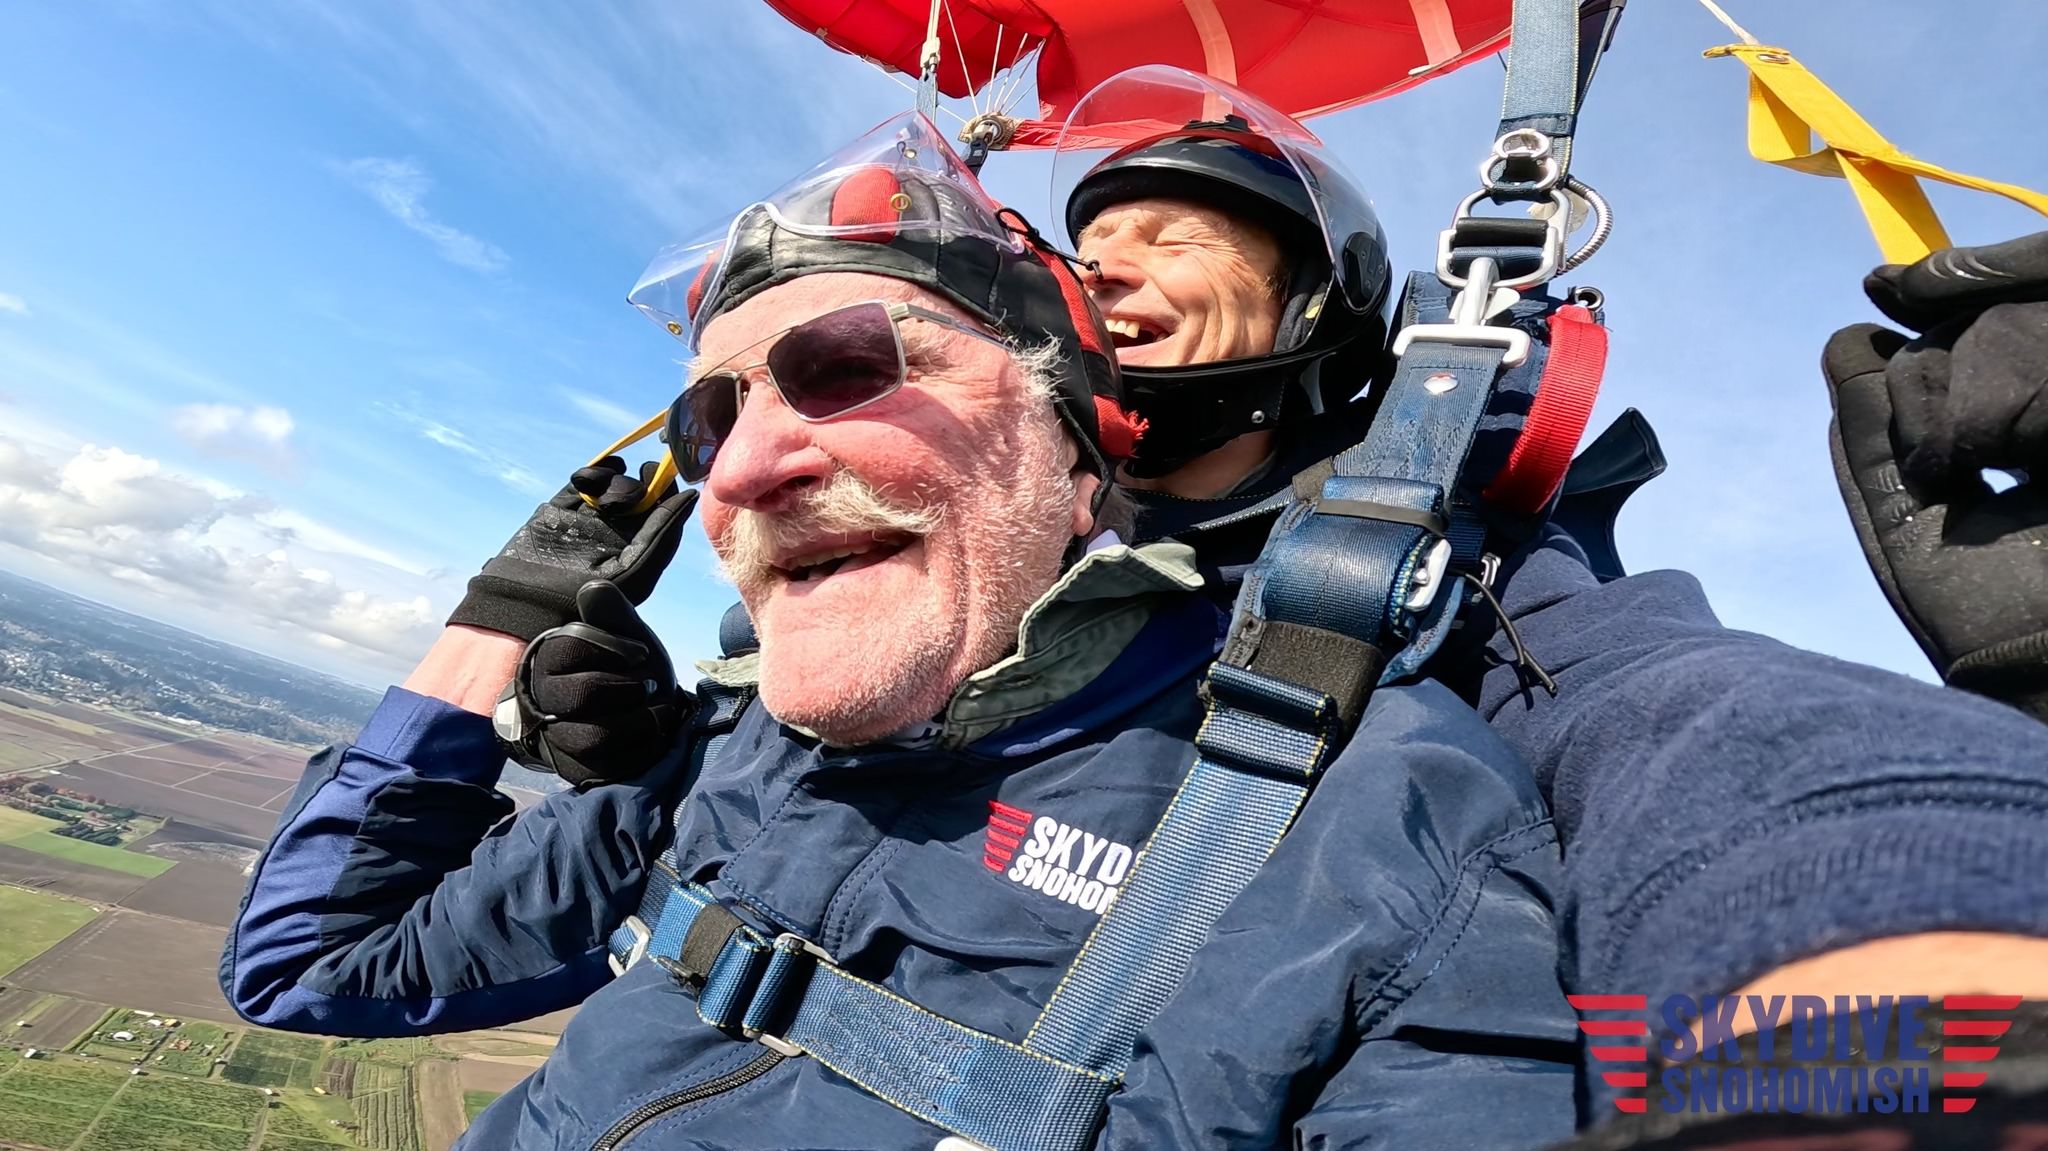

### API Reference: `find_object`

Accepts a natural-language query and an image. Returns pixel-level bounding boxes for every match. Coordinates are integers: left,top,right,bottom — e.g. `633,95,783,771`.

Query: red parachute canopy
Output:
763,0,1541,147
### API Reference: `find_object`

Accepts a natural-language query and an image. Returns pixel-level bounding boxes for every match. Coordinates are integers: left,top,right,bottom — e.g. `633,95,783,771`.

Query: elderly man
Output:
225,117,1596,1149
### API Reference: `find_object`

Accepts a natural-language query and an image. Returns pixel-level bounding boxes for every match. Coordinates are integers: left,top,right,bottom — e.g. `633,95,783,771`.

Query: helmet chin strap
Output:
1117,352,1316,477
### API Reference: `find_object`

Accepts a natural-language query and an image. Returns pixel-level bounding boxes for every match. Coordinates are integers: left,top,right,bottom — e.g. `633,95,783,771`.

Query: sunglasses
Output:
664,300,1008,483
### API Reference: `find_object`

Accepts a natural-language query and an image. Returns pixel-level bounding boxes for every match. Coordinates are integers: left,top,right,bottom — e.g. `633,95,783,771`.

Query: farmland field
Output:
77,1108,253,1151
0,1095,103,1150
119,859,248,929
0,1052,129,1108
0,806,173,879
8,909,239,1024
120,1071,266,1127
0,885,98,978
462,1089,498,1120
350,1060,422,1151
263,1090,355,1142
18,996,112,1051
0,841,152,903
226,1031,329,1090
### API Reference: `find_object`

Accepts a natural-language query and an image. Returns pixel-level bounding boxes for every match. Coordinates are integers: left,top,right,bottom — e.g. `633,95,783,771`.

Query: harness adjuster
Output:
609,914,652,976
746,933,836,1057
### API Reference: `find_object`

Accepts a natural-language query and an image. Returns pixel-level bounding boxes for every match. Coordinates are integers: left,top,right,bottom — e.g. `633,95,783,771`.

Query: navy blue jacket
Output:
224,528,2048,1147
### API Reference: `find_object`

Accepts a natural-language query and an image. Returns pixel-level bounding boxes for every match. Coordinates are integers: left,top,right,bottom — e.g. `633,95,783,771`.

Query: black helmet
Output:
1055,66,1394,477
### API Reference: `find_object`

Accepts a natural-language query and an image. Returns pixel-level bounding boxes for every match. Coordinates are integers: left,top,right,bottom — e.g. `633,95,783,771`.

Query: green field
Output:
225,1030,329,1089
0,805,173,877
330,1036,437,1065
0,1055,127,1149
78,1108,253,1151
122,1072,266,1128
264,1091,356,1143
0,885,99,977
348,1060,421,1151
463,1089,499,1121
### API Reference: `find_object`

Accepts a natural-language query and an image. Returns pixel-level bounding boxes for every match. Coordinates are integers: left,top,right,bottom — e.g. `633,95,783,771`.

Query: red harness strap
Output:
1481,304,1608,515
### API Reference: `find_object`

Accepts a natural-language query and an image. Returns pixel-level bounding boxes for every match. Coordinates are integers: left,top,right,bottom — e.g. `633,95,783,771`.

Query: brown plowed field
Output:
0,689,184,745
417,1057,465,1151
0,844,150,904
116,860,246,929
0,987,41,1027
7,909,236,1025
39,764,281,842
71,753,203,785
27,996,111,1049
181,771,292,809
455,1058,538,1096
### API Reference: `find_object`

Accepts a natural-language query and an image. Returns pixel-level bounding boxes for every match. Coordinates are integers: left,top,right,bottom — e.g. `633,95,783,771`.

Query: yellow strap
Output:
580,408,680,516
1703,41,2048,265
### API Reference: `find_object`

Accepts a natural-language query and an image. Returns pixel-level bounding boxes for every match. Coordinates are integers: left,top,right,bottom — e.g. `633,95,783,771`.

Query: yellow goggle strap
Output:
1701,37,2048,265
580,408,679,517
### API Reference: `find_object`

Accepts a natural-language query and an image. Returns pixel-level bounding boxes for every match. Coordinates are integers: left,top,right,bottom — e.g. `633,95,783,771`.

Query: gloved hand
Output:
492,581,688,788
449,457,697,643
1821,230,2048,721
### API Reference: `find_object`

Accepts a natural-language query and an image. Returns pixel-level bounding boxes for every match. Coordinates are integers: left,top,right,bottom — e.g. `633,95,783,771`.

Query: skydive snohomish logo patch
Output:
984,801,1134,915
1569,994,2024,1117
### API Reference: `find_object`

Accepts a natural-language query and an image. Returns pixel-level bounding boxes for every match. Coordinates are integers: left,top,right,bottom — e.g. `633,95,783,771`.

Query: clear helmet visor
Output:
629,110,1023,350
1051,65,1382,320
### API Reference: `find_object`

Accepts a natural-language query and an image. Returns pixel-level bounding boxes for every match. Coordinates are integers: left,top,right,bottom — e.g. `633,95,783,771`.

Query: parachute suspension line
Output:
916,0,944,124
885,68,968,129
1691,0,1759,46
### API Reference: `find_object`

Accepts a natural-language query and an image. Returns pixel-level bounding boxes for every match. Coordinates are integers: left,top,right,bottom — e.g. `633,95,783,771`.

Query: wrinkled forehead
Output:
695,272,974,369
1078,196,1263,246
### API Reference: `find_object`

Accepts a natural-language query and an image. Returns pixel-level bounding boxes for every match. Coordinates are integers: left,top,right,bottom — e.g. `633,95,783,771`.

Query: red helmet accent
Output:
1092,395,1148,460
830,166,909,243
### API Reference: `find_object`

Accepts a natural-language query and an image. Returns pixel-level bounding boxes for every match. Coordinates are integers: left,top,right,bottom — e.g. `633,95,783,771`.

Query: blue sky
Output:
0,1,2042,687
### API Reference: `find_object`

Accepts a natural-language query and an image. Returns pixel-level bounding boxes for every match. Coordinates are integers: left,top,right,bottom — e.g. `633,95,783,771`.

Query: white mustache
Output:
716,471,943,587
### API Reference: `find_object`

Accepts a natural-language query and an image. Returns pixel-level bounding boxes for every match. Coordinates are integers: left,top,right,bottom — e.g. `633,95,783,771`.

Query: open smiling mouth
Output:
1104,317,1168,350
773,536,915,584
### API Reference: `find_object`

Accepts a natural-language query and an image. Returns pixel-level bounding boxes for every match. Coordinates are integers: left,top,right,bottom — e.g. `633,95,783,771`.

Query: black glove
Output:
492,581,688,788
449,457,697,642
1821,231,2048,722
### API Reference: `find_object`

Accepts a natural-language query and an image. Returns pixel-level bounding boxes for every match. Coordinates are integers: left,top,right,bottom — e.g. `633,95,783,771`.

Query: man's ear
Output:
1071,472,1101,540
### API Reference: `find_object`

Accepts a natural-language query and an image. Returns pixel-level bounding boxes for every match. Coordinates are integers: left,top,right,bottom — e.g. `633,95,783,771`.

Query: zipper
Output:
589,1050,785,1151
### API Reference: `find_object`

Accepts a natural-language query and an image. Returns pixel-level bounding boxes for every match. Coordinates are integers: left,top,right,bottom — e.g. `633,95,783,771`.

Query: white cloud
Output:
0,293,26,315
338,157,509,273
171,402,297,470
0,433,441,666
561,388,646,434
378,402,554,497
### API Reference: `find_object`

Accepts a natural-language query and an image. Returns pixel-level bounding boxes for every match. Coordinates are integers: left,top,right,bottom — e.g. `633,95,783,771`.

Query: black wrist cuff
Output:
446,574,576,644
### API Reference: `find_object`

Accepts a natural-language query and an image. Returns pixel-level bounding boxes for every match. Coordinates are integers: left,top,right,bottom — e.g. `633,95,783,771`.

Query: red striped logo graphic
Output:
1569,994,1650,1113
1938,994,2021,1113
984,801,1032,872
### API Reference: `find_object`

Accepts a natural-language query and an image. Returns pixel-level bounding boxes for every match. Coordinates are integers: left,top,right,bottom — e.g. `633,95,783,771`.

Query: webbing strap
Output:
635,879,1115,1151
1496,0,1585,185
1699,19,2048,263
1482,304,1607,513
1025,664,1329,1070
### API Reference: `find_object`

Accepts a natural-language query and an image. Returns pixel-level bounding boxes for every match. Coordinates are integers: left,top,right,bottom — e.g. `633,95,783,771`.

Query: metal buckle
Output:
1480,129,1562,194
750,934,836,1057
1435,188,1572,293
608,915,652,977
1393,255,1534,368
1402,538,1456,614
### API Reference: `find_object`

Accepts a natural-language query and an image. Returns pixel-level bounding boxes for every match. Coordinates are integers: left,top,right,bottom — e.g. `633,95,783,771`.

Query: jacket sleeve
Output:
220,687,680,1037
1479,525,2048,1012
